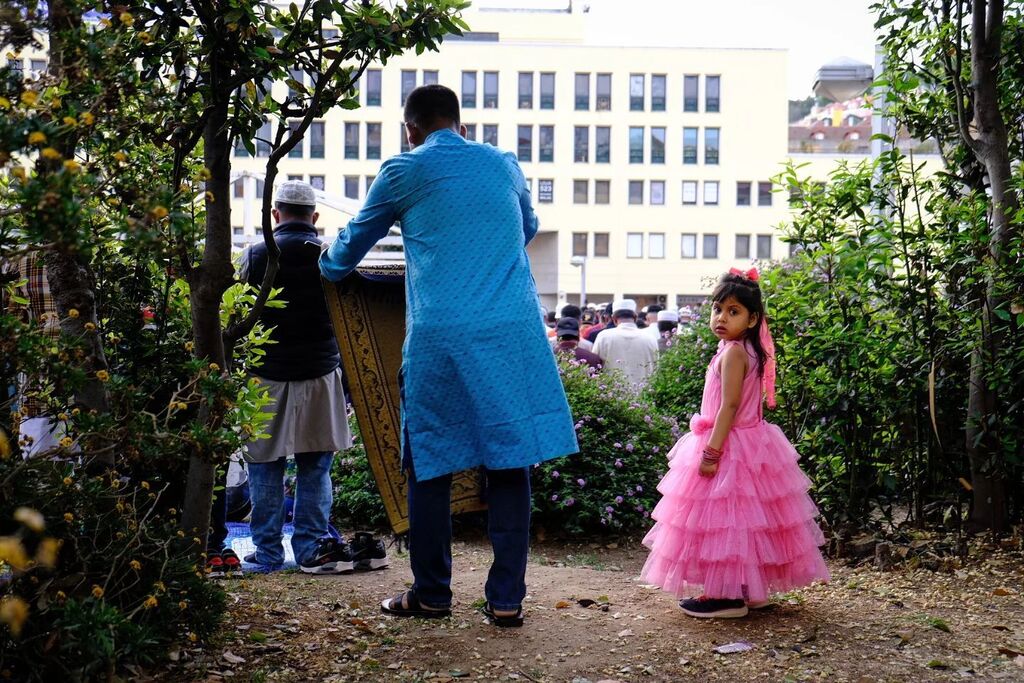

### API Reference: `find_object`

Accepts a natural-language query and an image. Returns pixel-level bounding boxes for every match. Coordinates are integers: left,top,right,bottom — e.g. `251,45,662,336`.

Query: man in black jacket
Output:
239,180,356,574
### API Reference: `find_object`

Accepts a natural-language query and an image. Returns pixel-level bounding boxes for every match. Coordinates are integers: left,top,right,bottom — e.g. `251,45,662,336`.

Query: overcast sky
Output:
474,0,879,99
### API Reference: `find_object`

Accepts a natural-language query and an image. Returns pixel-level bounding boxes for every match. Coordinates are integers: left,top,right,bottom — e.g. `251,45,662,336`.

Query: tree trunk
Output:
180,102,235,550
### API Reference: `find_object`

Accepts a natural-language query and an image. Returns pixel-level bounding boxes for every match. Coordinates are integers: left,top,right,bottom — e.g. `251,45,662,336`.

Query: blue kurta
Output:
320,129,578,480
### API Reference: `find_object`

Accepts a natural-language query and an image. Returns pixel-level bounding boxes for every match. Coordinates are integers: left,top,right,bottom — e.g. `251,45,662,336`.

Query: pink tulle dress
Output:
641,339,830,602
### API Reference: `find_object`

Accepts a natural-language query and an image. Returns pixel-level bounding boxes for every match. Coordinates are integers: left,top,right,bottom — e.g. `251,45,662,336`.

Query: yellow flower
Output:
168,508,177,516
184,341,194,352
71,408,80,416
67,308,79,318
95,370,110,382
62,476,72,486
208,362,220,371
119,12,134,26
84,322,95,331
0,430,10,460
20,91,38,106
137,31,152,44
0,97,10,110
11,166,26,182
153,581,166,593
176,530,185,538
204,191,215,203
40,147,62,160
178,600,187,610
62,116,77,127
27,131,46,145
78,112,94,126
151,205,168,219
62,159,81,173
0,597,29,637
142,595,158,609
188,632,198,642
0,537,29,570
99,17,111,27
55,591,66,601
63,513,74,523
197,168,211,181
13,508,45,533
91,585,104,598
58,436,73,448
140,481,150,490
176,402,187,411
112,151,127,162
129,560,141,571
35,538,60,567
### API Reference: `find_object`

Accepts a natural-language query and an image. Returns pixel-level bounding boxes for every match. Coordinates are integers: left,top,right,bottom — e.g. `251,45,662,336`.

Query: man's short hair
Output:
560,304,582,320
404,84,461,129
275,201,315,219
647,304,664,315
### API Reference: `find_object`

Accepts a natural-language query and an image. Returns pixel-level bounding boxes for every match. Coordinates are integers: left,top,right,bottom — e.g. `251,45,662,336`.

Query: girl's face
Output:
710,295,758,341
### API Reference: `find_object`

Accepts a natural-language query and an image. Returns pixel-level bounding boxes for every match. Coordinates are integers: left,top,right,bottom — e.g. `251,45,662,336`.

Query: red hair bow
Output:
729,267,759,282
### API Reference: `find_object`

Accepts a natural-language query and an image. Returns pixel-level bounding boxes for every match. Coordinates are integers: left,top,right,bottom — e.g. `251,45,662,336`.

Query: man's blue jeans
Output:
248,451,334,566
406,459,532,612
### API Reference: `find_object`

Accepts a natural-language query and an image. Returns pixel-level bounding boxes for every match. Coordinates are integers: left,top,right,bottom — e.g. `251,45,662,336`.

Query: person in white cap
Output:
238,180,364,575
655,309,680,354
591,298,659,387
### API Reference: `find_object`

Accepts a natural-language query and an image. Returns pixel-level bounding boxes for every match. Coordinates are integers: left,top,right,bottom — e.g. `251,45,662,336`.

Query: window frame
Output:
626,232,644,259
681,180,698,205
518,71,534,109
629,73,645,111
540,72,556,109
681,233,697,259
574,126,589,163
462,71,477,108
575,72,591,110
702,233,719,259
573,179,589,204
649,232,666,259
683,74,699,112
628,180,643,205
483,71,499,108
517,125,533,163
596,73,612,110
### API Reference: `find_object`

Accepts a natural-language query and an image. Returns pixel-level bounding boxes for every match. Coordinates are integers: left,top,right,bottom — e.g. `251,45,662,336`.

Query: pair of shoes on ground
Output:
380,590,524,628
678,595,773,619
246,532,390,575
206,549,242,578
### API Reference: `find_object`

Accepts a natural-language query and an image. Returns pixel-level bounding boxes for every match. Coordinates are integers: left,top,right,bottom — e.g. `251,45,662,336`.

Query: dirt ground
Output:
167,535,1024,682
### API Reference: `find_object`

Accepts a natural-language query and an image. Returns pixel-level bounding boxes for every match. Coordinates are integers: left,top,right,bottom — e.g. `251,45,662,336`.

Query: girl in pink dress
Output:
641,268,829,618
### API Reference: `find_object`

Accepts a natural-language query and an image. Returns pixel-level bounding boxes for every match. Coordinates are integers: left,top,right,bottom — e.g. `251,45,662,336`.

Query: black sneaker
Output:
678,596,748,619
351,531,390,571
299,538,355,575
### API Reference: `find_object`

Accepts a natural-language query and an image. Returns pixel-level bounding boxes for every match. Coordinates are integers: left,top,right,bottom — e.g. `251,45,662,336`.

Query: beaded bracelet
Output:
701,444,723,466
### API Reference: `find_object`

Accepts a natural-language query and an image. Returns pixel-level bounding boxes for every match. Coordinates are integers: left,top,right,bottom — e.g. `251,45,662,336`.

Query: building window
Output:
462,71,477,108
309,121,325,159
575,72,590,110
483,124,498,146
483,71,499,108
255,179,265,198
517,125,532,162
757,234,773,259
287,68,304,101
681,233,697,258
538,179,554,203
366,122,381,160
30,59,46,77
7,58,23,78
233,225,243,236
365,69,382,106
629,127,644,163
595,180,610,204
423,70,439,85
574,126,589,162
735,234,750,259
703,234,719,259
650,180,665,205
287,120,303,158
572,232,588,256
464,124,477,142
539,125,554,162
594,232,610,257
401,70,416,105
683,127,698,164
256,120,272,157
650,127,665,164
737,181,752,206
705,128,720,164
233,179,244,198
344,122,359,159
287,174,303,181
366,175,376,192
573,180,588,204
684,74,699,112
758,181,773,206
649,233,665,258
518,71,533,109
651,74,666,111
628,180,643,205
703,180,719,205
596,73,612,111
682,181,697,205
400,123,411,153
629,73,645,111
540,72,555,109
235,135,250,157
309,175,325,191
706,75,721,112
344,175,359,199
626,233,643,258
595,126,611,163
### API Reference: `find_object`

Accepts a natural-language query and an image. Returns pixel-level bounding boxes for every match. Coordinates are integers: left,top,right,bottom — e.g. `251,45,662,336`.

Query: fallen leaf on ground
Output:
714,641,754,654
555,600,571,609
222,650,245,664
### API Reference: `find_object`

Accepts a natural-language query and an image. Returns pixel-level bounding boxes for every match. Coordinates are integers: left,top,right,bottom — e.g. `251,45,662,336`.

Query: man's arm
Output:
320,170,398,282
507,151,539,245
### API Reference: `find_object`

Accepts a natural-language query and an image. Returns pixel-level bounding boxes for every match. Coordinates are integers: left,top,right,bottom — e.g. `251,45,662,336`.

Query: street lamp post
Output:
570,255,587,307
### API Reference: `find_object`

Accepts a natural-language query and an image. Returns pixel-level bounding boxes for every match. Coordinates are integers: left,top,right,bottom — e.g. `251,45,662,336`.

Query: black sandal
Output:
481,602,524,628
380,591,451,619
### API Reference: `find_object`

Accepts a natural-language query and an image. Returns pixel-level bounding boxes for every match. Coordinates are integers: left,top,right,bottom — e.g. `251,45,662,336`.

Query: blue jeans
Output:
405,455,532,612
248,451,334,566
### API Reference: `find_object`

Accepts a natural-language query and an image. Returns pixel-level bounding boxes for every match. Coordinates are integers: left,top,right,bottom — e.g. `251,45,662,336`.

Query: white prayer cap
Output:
657,309,679,323
274,180,317,206
612,298,636,315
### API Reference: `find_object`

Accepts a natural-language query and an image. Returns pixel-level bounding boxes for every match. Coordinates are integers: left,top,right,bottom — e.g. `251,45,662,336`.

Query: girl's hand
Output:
699,460,719,478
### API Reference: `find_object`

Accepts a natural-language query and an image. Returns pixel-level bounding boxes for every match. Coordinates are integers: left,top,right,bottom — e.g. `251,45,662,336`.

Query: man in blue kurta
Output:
320,84,578,626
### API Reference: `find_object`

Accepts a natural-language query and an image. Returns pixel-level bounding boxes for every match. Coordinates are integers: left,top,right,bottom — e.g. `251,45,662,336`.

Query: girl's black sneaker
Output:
678,596,749,618
299,538,355,574
351,532,390,571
